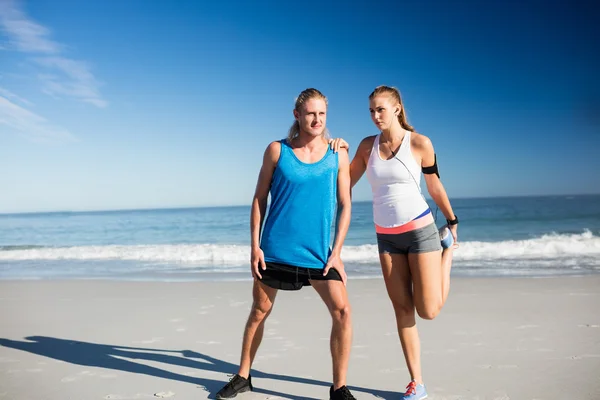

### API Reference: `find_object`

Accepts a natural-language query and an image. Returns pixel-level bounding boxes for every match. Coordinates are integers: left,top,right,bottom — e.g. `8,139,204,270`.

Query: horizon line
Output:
1,192,599,216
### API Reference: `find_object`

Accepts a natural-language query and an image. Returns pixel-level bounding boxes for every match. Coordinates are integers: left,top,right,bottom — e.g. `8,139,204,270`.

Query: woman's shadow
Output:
0,336,397,399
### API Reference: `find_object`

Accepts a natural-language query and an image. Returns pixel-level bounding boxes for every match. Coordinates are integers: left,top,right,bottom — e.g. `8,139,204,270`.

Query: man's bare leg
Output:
238,280,278,377
311,279,352,390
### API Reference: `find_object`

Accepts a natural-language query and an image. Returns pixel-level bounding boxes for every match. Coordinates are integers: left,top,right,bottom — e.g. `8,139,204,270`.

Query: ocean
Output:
1,195,599,281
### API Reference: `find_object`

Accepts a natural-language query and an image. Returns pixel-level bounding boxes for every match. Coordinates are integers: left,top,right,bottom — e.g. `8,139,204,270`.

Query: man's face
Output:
294,98,327,137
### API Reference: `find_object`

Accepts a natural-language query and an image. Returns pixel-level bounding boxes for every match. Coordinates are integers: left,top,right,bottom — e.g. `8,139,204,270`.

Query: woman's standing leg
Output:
380,252,423,384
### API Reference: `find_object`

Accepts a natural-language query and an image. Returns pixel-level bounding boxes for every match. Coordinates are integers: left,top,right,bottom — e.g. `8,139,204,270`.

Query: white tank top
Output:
366,132,430,228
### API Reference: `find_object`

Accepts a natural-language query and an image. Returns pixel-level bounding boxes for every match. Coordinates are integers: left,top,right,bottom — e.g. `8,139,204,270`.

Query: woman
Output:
332,85,458,400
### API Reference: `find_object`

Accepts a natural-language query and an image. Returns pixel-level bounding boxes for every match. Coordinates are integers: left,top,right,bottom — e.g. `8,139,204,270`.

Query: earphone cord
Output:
393,154,439,222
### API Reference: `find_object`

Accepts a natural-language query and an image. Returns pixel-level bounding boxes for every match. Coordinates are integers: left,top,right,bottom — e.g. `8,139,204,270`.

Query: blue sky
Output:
1,0,598,213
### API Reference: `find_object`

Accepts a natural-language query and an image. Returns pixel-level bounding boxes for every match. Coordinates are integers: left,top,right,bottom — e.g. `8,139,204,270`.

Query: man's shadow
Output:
0,336,397,399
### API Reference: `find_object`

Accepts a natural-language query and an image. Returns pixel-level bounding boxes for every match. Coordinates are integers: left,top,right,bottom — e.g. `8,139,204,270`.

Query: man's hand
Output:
251,247,266,279
323,253,347,286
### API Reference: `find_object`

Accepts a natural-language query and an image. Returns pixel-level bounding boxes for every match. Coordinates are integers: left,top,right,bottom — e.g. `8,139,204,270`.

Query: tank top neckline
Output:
282,139,331,166
375,131,411,162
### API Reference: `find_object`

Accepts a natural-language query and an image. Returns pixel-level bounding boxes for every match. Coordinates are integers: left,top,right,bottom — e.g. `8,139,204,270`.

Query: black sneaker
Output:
330,385,356,400
216,374,253,399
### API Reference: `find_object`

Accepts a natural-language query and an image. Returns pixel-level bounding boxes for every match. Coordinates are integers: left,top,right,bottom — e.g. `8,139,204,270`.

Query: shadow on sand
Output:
0,336,398,399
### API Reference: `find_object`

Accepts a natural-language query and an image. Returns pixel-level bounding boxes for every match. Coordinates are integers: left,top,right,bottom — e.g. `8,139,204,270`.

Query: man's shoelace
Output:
227,374,246,384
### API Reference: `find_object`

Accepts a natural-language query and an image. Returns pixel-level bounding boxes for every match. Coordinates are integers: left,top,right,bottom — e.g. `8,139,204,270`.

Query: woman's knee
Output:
416,302,441,320
390,298,415,320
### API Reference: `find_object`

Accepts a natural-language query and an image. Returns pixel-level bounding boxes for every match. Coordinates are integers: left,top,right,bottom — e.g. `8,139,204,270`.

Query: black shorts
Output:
259,262,342,291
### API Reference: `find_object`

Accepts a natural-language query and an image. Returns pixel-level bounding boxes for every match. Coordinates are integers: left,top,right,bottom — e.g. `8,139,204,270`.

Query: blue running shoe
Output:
402,381,427,400
439,225,454,249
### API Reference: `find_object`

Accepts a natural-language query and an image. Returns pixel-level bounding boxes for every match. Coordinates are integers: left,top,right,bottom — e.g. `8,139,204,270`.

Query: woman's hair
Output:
287,88,330,142
369,85,415,132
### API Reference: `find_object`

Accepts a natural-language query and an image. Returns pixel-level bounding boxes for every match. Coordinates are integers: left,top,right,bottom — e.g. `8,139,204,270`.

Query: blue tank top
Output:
261,139,339,269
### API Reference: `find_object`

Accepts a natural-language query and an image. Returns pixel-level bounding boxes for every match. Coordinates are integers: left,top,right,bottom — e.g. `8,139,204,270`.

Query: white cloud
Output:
0,85,33,106
0,95,75,142
35,57,107,108
0,0,107,107
0,0,60,53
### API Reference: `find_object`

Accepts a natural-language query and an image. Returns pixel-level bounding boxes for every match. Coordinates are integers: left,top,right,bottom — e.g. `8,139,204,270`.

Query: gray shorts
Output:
377,222,442,254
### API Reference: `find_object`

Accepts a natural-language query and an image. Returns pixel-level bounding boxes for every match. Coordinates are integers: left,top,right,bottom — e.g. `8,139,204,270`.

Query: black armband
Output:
422,154,439,178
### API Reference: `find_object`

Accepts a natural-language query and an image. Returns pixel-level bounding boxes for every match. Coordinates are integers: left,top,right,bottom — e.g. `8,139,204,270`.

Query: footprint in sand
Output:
379,367,404,374
478,364,518,370
460,341,484,347
133,338,163,344
568,354,600,360
255,354,281,361
61,371,89,382
453,330,483,336
62,370,116,382
516,324,539,329
154,392,175,398
105,394,152,399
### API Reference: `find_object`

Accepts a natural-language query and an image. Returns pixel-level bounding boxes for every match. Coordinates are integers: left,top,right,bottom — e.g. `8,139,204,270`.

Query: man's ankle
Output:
332,381,347,390
237,370,250,379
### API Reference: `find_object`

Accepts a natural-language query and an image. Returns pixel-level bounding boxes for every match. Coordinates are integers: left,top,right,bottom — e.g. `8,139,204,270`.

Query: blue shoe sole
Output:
439,225,454,249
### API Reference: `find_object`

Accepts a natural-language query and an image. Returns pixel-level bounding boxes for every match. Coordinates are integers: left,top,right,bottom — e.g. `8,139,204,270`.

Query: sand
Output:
1,276,599,399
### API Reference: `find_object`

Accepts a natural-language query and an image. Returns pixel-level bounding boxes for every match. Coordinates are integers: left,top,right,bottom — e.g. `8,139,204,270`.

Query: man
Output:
216,88,354,400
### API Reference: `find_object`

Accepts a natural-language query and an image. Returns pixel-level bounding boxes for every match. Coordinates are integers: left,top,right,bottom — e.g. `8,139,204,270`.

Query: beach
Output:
1,276,599,400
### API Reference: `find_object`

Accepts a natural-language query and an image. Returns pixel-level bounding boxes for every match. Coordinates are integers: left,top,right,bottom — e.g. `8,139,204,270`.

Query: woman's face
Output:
369,95,399,131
